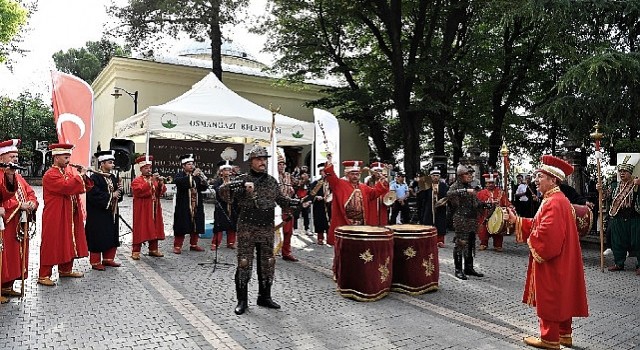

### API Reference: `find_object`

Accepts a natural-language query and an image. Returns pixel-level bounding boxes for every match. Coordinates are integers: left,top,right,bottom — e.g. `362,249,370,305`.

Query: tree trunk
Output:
209,1,223,81
487,104,507,168
369,119,394,163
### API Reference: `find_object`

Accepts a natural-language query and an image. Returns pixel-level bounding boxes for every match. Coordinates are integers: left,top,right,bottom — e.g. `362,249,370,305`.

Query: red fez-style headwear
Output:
537,155,574,181
136,154,153,166
49,143,74,156
369,162,384,171
342,160,362,173
0,139,21,155
482,173,499,182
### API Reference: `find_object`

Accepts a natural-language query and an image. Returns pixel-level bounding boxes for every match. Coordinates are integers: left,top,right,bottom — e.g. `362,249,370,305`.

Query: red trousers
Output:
39,261,75,278
478,225,504,248
132,240,159,253
539,317,572,343
89,247,117,265
212,231,236,247
174,234,199,248
282,219,294,257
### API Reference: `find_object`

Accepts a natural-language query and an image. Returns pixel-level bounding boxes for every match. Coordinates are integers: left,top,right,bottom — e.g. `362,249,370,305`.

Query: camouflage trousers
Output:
235,223,276,286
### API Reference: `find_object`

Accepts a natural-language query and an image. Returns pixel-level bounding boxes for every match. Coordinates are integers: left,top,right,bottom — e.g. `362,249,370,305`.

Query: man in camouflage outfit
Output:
447,165,485,280
220,145,299,315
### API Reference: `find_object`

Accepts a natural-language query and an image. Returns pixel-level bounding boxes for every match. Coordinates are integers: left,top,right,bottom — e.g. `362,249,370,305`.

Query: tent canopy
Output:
114,73,314,146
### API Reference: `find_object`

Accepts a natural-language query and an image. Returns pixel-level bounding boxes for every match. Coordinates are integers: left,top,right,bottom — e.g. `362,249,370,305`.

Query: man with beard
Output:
447,164,485,280
39,143,93,286
0,139,38,298
85,150,123,270
507,155,588,349
173,154,208,254
419,168,449,247
219,145,299,315
131,155,166,260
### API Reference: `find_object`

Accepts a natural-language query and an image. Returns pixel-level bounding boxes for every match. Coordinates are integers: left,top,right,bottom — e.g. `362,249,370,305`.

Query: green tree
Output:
52,39,131,84
107,0,250,80
0,92,56,173
0,0,28,63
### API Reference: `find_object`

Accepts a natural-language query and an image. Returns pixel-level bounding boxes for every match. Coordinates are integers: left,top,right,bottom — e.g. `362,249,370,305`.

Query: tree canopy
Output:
107,0,250,80
52,39,131,84
0,0,28,63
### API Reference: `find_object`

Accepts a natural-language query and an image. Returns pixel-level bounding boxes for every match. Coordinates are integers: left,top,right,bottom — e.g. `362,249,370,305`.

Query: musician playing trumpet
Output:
476,172,514,252
130,155,166,260
418,168,449,248
39,143,93,286
85,150,123,270
172,154,208,254
0,139,38,299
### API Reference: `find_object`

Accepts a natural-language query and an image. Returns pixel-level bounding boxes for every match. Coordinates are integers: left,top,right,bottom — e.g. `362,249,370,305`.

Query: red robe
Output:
131,175,166,244
40,166,93,266
1,172,38,283
477,187,513,235
365,176,389,226
325,163,389,245
514,186,589,321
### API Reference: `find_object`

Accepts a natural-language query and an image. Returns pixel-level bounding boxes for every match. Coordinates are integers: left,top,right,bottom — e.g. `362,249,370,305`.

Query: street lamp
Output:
111,87,139,114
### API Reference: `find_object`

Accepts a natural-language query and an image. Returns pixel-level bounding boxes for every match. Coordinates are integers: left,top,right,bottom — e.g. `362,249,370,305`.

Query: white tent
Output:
114,73,314,146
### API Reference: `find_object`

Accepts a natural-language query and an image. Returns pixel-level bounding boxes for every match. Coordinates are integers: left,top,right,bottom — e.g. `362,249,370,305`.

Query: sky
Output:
0,0,271,99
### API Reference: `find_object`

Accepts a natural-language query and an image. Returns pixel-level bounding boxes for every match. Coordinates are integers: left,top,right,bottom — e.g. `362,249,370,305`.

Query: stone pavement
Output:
0,186,638,349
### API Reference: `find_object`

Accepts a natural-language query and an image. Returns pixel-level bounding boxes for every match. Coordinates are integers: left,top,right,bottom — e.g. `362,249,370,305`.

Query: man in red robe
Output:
324,155,389,246
507,155,588,350
131,155,166,260
39,143,93,286
365,162,389,226
476,172,514,252
0,139,38,298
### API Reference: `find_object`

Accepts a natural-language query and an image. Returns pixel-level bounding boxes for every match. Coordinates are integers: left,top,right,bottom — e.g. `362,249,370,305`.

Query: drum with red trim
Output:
386,224,439,294
572,204,593,237
335,225,394,301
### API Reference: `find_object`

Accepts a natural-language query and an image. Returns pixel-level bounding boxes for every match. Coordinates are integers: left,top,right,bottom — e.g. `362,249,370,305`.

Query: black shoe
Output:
464,268,484,277
257,296,281,309
234,300,248,315
455,270,468,280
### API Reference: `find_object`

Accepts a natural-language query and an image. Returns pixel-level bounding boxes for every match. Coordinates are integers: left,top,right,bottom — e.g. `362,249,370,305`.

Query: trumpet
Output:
70,164,101,174
193,168,208,182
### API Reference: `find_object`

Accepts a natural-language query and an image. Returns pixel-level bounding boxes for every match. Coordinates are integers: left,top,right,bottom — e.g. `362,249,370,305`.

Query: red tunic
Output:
1,173,38,283
514,186,589,321
131,175,166,244
477,188,513,232
40,166,93,266
324,163,389,245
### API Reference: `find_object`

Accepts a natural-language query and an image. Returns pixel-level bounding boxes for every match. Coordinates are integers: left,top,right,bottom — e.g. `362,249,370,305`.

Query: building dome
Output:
177,40,266,69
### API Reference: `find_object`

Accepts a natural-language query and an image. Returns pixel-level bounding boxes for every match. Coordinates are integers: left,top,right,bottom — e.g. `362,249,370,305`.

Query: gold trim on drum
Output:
391,283,439,295
422,253,436,277
378,256,391,282
386,224,435,232
335,234,393,241
336,288,390,302
359,249,374,263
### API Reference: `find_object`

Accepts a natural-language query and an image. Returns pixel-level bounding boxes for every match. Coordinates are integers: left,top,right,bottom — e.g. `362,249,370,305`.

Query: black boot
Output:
234,274,248,315
464,235,484,277
454,250,467,280
257,281,281,309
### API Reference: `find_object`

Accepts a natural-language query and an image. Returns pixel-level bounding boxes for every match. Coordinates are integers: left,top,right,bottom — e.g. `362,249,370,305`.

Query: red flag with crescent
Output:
51,71,94,166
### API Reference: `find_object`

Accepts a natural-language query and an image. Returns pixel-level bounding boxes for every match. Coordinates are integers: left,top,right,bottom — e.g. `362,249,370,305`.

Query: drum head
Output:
487,207,505,235
386,224,435,233
383,191,397,206
336,225,390,235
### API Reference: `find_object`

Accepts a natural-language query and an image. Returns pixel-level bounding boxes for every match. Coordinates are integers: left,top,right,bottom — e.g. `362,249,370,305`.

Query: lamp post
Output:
111,87,138,114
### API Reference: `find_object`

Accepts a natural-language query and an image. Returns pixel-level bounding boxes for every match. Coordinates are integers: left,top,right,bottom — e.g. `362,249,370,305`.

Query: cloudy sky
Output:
0,0,271,98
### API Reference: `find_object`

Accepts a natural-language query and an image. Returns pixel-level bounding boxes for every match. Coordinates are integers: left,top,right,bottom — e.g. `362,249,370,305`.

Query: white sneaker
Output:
603,248,612,256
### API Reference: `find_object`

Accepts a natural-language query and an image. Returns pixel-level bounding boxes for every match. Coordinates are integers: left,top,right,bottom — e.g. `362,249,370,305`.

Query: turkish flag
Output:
51,70,94,166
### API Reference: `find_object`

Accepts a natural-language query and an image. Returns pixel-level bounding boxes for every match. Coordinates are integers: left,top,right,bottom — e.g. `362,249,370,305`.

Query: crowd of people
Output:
2,137,640,349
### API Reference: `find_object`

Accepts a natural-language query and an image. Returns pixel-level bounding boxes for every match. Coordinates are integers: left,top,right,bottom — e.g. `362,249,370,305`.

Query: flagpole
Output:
500,141,510,234
590,122,605,272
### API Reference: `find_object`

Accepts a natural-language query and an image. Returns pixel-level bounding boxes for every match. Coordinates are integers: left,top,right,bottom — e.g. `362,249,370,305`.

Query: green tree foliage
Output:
0,92,56,171
52,39,131,84
0,0,28,63
107,0,250,80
